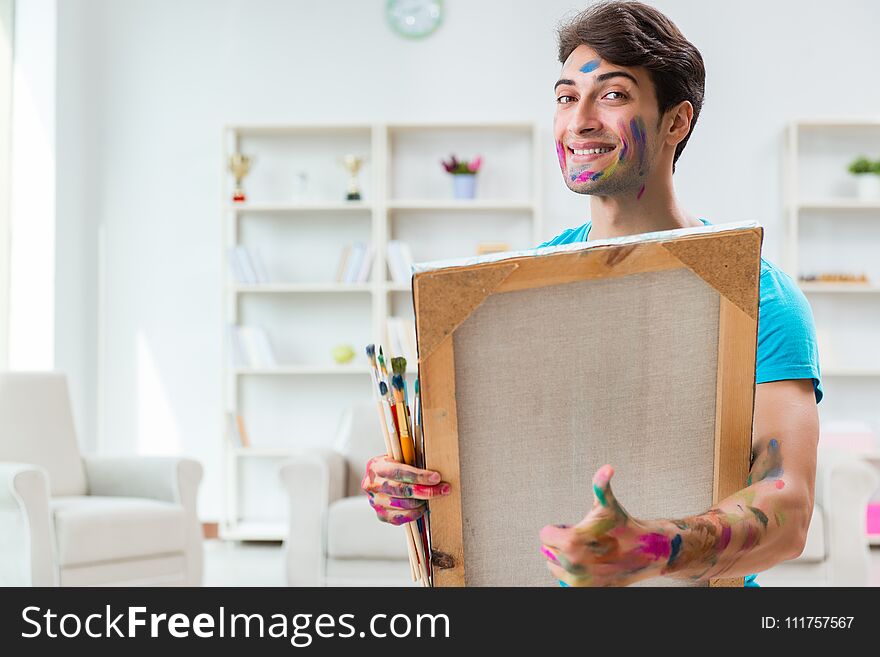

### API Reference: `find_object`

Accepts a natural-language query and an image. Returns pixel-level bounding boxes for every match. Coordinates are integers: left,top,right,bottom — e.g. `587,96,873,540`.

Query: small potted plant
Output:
441,154,482,199
848,155,880,200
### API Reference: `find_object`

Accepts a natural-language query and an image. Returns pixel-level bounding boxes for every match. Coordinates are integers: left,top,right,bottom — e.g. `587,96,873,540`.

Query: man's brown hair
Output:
557,1,705,173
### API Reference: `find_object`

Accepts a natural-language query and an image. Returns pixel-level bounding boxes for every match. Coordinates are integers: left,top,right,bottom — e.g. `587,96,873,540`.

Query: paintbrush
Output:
367,345,419,582
390,363,431,586
390,372,416,466
385,377,431,585
366,345,394,457
413,376,433,584
377,346,391,388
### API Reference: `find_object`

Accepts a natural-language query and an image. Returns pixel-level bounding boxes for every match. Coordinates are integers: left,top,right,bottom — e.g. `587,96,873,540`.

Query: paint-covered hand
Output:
539,464,672,587
361,455,451,526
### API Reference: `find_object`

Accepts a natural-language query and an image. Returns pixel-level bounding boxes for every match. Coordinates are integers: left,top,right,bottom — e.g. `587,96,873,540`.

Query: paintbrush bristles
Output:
390,373,405,392
391,356,407,377
365,344,376,360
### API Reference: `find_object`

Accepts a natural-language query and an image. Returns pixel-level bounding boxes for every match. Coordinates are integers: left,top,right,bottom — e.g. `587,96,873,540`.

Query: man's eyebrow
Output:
554,71,639,92
595,71,639,87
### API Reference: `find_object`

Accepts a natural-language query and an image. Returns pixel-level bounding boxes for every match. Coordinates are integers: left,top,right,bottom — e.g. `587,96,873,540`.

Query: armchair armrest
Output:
0,463,56,586
279,449,347,586
814,447,879,586
82,456,204,585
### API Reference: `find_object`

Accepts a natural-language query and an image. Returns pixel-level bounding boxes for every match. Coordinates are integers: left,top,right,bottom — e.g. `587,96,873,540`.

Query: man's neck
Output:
586,173,702,240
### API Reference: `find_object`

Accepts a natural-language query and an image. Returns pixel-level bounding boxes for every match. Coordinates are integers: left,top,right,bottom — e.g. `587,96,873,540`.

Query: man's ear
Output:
664,100,693,147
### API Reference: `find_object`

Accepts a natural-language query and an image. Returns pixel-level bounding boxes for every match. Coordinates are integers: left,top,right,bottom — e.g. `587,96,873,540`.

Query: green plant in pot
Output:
848,155,880,200
441,154,482,199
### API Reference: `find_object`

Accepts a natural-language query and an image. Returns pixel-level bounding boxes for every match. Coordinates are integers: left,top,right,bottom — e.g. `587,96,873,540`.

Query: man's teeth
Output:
572,147,613,155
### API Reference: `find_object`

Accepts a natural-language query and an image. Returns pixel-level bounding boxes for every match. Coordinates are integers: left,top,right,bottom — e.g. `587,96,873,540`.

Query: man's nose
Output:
569,99,603,136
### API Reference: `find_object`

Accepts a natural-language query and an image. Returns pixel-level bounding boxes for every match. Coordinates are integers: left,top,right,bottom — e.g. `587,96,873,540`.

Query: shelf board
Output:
233,283,372,293
234,365,371,375
387,121,534,132
821,368,880,377
227,123,373,136
793,118,880,129
387,199,534,211
796,199,880,211
799,283,880,293
220,521,287,542
384,282,412,292
228,202,372,213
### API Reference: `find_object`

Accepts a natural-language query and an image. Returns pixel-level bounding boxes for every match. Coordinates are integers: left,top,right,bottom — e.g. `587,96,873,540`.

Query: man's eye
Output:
604,91,628,100
556,95,576,104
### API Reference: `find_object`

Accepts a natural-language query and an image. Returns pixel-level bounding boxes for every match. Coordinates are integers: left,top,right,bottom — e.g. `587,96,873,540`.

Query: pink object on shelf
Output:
868,503,880,536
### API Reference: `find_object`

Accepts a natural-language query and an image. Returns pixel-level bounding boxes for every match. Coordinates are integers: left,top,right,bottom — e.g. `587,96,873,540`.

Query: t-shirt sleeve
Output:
537,227,576,249
755,267,823,403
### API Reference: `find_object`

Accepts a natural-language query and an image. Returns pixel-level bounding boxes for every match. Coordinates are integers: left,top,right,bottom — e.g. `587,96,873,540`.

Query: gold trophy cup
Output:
228,153,252,203
340,154,364,201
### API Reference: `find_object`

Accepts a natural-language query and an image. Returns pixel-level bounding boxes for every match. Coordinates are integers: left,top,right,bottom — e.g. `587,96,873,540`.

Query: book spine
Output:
335,244,351,283
251,247,270,284
345,242,365,284
228,247,246,284
235,415,251,448
358,243,374,283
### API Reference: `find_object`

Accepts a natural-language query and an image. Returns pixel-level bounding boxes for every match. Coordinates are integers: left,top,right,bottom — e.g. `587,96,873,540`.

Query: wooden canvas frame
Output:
412,222,763,587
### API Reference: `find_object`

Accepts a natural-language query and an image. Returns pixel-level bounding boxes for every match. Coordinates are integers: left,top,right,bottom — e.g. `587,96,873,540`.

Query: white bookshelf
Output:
221,122,542,540
785,119,880,534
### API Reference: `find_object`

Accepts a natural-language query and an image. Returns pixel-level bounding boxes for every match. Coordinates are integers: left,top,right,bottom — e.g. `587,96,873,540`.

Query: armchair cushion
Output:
0,373,87,497
326,496,409,560
51,496,187,567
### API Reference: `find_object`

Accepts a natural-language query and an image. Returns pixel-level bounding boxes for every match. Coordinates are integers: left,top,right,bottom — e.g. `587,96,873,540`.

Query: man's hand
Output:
539,464,671,587
361,455,451,525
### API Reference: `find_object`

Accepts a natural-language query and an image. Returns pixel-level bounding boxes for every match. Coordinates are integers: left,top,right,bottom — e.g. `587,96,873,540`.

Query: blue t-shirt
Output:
538,218,823,588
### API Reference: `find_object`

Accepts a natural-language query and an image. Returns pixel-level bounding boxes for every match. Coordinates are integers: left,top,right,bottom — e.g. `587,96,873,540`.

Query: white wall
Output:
54,0,880,519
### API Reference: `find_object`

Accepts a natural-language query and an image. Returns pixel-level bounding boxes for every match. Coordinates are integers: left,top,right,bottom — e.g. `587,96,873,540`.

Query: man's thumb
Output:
591,464,616,510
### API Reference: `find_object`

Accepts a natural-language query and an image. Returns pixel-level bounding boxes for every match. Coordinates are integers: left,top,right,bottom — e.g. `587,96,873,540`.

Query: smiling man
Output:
362,0,821,587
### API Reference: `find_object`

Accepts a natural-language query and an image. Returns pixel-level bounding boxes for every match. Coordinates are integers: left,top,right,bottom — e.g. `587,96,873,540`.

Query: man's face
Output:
553,45,662,198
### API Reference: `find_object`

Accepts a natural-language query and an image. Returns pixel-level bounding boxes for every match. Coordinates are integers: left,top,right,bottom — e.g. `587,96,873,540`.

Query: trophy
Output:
340,154,364,201
228,152,252,203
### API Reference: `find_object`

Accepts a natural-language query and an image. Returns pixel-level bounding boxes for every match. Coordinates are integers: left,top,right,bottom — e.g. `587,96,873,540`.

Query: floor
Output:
203,539,880,587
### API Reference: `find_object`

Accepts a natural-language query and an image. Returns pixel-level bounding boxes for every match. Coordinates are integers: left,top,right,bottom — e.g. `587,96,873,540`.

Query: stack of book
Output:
386,316,418,363
229,246,270,284
226,412,251,448
386,241,414,285
335,242,374,283
227,324,277,368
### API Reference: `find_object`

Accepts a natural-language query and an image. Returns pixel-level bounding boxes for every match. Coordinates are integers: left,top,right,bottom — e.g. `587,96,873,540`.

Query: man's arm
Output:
652,378,818,580
540,378,819,586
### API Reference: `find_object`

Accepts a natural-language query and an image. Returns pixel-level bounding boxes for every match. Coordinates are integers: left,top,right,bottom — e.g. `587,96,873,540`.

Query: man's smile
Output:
568,142,617,164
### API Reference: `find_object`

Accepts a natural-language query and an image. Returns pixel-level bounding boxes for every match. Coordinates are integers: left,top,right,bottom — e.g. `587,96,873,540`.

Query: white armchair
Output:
280,403,411,587
758,447,879,586
0,371,203,587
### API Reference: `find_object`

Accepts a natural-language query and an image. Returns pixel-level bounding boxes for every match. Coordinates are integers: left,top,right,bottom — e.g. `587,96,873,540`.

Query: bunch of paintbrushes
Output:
365,344,432,586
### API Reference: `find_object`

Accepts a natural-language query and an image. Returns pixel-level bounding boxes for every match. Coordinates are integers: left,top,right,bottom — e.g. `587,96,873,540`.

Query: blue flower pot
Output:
452,174,477,199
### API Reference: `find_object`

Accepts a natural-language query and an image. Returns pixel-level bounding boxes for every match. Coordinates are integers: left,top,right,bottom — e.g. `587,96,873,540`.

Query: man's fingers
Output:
367,491,425,510
538,523,574,550
546,560,591,587
591,463,616,510
368,455,442,485
370,503,426,526
363,473,451,500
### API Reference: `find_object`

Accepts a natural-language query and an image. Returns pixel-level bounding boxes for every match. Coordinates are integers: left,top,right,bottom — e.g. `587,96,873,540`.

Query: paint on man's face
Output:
630,116,648,176
580,58,601,73
556,140,566,172
568,116,643,189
